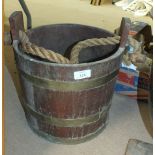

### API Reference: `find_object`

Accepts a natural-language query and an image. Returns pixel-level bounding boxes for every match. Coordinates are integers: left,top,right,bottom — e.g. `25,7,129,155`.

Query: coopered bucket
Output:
9,0,130,144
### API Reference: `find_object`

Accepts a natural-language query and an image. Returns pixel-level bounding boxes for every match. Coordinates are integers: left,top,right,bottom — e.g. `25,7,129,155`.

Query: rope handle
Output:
9,11,130,64
70,36,120,63
19,31,70,64
19,30,120,64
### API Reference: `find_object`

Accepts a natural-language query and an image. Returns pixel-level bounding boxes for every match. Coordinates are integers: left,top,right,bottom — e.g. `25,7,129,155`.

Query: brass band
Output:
19,69,118,91
22,99,111,127
27,120,107,144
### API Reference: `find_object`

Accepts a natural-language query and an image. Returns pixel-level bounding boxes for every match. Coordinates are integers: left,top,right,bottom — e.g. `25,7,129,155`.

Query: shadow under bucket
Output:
10,11,130,144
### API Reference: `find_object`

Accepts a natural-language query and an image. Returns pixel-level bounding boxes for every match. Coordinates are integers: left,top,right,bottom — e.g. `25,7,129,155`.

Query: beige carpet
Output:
4,0,152,32
5,66,152,155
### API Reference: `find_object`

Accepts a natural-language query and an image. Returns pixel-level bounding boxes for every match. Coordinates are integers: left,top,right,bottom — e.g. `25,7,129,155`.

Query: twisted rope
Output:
19,30,120,64
70,36,120,63
19,31,70,64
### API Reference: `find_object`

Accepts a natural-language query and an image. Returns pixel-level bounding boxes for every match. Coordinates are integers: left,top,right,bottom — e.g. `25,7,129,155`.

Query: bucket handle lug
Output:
119,17,131,48
9,11,24,41
18,0,32,29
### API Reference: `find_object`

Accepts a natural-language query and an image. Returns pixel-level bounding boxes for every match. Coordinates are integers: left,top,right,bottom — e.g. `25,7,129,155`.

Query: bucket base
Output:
26,117,108,145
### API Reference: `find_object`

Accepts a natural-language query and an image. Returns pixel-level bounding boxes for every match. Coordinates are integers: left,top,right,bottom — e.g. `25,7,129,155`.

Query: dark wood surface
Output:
9,12,130,142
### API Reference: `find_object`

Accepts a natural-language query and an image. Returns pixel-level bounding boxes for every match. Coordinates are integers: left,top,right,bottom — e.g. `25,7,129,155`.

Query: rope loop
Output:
19,30,120,64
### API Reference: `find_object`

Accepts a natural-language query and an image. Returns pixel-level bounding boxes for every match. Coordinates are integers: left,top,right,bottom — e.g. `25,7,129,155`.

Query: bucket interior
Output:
26,24,119,63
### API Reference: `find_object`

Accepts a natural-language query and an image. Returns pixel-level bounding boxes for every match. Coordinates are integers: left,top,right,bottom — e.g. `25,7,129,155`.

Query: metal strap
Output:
27,119,108,144
22,99,111,127
20,69,118,91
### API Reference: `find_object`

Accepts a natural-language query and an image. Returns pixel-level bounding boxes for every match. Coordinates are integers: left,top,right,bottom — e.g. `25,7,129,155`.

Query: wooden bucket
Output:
9,11,130,144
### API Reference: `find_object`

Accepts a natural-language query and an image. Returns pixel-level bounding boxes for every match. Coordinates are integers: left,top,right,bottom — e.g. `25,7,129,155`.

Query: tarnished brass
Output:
20,69,118,91
22,99,111,127
27,119,107,144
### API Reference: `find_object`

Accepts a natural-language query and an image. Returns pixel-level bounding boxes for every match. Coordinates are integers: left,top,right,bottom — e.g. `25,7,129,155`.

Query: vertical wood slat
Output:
9,11,24,41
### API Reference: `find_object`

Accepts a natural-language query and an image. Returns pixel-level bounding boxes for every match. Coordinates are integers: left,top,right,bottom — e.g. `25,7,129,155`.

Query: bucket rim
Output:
13,40,124,67
13,23,125,67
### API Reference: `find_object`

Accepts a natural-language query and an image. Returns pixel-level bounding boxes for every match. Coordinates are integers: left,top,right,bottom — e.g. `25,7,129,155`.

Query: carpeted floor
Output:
5,67,152,155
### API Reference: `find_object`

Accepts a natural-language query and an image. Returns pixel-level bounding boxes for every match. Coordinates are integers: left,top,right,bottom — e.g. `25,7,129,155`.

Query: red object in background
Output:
115,67,150,100
117,71,135,86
